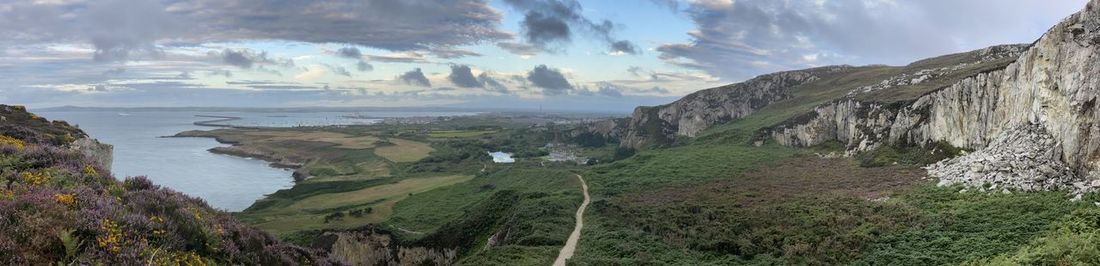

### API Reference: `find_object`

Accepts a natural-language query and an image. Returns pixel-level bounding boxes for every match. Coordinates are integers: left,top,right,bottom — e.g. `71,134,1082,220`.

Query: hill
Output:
0,105,333,265
568,0,1100,264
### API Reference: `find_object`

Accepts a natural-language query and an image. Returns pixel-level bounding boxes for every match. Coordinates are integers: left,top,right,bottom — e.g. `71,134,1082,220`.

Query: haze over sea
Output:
36,110,470,211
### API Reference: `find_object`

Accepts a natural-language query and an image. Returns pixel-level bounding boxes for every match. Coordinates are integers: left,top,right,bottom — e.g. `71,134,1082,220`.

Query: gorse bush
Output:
0,135,25,150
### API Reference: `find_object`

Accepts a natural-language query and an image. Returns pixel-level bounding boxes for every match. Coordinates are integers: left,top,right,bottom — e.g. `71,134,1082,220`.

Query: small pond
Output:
488,151,515,163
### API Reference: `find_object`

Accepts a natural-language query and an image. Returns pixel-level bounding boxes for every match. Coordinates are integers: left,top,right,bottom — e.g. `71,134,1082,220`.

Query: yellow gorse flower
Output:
54,193,76,206
20,171,49,186
0,135,24,150
83,165,99,177
96,219,126,254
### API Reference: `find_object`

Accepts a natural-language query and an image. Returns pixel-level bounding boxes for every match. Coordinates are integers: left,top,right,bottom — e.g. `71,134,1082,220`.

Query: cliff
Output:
616,43,1026,149
619,65,855,148
766,0,1100,191
603,0,1100,194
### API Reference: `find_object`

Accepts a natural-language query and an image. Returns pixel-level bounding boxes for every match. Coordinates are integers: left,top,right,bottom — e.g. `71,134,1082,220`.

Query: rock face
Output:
764,0,1100,192
769,0,1100,181
312,226,457,266
70,137,113,168
619,66,854,148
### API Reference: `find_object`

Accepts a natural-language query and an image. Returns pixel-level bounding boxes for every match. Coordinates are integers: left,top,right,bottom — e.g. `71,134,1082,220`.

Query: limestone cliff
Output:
767,0,1100,181
619,66,855,148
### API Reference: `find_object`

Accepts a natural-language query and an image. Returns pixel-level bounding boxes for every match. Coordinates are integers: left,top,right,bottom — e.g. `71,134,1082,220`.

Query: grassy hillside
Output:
566,119,1098,264
0,105,331,265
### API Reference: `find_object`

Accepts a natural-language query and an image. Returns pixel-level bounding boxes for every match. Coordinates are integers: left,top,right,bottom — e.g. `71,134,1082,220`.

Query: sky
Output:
0,0,1089,113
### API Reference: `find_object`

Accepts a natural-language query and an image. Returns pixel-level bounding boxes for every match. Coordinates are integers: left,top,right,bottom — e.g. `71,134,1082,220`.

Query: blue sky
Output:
0,0,1088,113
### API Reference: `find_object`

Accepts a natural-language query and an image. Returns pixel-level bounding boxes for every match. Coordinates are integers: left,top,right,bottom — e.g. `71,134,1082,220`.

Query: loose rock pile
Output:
926,124,1094,197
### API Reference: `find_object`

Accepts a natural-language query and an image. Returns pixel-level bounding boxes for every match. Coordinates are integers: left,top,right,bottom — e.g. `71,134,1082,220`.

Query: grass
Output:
239,175,473,236
387,164,580,235
239,130,380,149
573,119,1097,265
287,175,472,211
428,129,498,138
373,138,433,162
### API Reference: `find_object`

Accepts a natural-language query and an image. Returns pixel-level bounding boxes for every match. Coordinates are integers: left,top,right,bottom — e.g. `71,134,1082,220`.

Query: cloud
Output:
448,65,482,88
478,73,510,94
610,40,638,55
398,68,431,87
501,0,639,55
86,0,181,61
659,0,1088,80
592,82,671,96
215,48,294,69
367,52,428,63
294,65,326,81
336,47,362,59
526,64,572,95
0,0,512,60
324,64,352,77
497,42,542,56
103,67,127,75
429,47,482,59
593,85,623,97
171,0,511,51
207,69,233,77
222,49,254,68
521,11,572,48
357,61,374,72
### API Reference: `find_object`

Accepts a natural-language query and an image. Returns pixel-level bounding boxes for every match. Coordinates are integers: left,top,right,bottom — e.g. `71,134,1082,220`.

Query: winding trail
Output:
553,174,590,266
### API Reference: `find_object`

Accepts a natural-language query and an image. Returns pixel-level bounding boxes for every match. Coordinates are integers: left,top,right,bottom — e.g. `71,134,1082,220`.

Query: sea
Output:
36,110,471,211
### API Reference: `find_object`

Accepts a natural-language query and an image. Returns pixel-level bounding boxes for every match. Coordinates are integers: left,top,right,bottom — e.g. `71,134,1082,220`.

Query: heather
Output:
0,106,332,265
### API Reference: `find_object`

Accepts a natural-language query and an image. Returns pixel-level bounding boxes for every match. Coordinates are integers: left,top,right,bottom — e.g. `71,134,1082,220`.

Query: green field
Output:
373,138,434,162
428,129,498,138
239,175,474,235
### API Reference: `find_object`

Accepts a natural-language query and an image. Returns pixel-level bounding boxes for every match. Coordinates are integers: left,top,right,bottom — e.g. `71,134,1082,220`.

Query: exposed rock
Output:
847,45,1026,96
926,124,1084,194
312,226,457,266
768,0,1100,189
581,118,626,140
619,66,854,148
70,137,113,168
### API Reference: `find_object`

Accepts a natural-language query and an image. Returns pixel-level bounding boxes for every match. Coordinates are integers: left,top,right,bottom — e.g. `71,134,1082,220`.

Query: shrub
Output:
0,135,25,150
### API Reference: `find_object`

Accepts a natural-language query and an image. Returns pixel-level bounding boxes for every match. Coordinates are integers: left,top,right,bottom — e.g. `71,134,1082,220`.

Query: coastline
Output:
171,129,312,182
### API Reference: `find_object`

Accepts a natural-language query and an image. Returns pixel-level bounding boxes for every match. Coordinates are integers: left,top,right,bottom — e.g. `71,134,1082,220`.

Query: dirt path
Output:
553,174,589,266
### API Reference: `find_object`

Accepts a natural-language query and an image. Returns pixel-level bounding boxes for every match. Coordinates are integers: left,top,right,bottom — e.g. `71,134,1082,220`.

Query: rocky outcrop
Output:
312,226,457,266
580,118,626,140
70,137,113,168
619,66,855,148
768,0,1100,187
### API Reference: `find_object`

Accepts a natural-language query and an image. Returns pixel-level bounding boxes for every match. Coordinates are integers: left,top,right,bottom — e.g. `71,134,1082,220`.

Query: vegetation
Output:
856,140,968,167
0,105,331,265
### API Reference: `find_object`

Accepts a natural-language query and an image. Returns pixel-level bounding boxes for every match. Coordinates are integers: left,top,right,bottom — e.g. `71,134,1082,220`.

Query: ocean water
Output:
35,110,469,211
